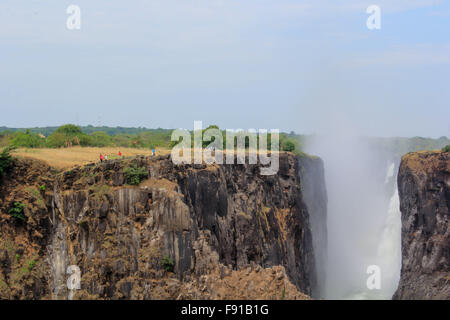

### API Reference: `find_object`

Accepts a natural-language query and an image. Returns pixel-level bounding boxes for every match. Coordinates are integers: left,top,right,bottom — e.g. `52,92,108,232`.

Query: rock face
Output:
393,151,449,300
298,156,327,298
0,153,325,300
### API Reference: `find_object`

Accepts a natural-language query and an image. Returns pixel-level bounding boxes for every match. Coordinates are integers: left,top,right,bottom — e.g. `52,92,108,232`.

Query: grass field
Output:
12,147,170,170
12,146,286,171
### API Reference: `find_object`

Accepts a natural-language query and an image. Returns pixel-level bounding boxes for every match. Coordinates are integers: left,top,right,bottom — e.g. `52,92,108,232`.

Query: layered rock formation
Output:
393,151,449,299
0,153,325,300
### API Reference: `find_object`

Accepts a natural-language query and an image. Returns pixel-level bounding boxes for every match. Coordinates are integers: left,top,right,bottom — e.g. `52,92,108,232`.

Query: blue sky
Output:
0,0,449,137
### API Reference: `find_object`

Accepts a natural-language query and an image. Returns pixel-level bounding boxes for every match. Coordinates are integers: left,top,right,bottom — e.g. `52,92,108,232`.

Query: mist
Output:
304,127,401,299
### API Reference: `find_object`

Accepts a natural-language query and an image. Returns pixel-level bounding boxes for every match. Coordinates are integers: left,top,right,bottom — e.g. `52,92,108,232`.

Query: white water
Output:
384,162,395,184
376,187,402,297
305,134,402,299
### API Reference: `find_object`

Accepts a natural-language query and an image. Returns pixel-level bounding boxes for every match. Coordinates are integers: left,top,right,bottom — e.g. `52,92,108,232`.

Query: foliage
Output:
442,145,450,152
161,255,175,272
47,124,92,148
369,136,450,158
123,164,148,185
9,130,45,148
0,146,15,177
27,260,36,271
282,140,296,152
8,202,26,222
0,124,308,153
55,124,83,136
90,131,112,147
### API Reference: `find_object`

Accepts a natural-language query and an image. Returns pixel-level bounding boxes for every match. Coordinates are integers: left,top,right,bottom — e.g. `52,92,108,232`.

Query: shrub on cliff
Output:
0,146,15,177
442,145,450,152
124,164,148,185
8,202,26,222
161,256,174,273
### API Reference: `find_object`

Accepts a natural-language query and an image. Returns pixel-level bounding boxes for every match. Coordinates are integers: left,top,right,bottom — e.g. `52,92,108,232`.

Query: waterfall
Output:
376,168,402,298
384,162,395,184
305,134,403,299
345,162,402,299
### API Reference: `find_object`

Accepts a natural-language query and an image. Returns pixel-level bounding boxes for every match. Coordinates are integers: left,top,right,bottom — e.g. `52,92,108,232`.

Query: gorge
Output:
0,147,448,300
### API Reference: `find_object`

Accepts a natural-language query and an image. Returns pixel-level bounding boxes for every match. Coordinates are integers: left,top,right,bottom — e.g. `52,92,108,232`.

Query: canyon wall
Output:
393,151,449,299
0,153,326,300
298,156,327,298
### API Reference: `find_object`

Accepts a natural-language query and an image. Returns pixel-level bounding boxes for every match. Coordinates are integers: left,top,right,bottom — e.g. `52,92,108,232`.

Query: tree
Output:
0,146,15,177
46,124,90,148
90,131,112,147
282,140,295,152
55,124,83,136
9,130,44,148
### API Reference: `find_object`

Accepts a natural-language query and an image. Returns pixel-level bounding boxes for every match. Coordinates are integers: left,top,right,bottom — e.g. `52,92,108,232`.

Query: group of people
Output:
99,149,156,163
99,151,122,163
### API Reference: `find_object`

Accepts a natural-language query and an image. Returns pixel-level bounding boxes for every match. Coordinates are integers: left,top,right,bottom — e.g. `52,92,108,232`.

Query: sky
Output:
0,0,449,137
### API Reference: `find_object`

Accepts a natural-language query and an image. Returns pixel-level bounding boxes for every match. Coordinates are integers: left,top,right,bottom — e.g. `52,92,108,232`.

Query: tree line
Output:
0,124,302,152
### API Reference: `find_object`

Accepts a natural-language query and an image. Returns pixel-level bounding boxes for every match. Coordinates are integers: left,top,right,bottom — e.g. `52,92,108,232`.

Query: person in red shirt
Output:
118,151,122,157
100,154,104,163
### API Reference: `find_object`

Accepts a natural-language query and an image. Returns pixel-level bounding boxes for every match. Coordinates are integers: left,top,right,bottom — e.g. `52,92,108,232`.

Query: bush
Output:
9,202,26,222
28,260,36,271
9,130,44,148
161,255,174,272
442,145,450,152
0,146,15,177
123,164,148,185
282,140,296,152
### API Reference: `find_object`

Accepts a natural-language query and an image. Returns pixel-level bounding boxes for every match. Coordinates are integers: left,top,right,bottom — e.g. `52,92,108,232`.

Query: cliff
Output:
0,152,325,300
298,155,327,298
393,151,449,299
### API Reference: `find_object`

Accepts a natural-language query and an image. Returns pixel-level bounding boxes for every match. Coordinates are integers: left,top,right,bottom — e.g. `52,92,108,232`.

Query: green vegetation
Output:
46,124,93,148
124,164,148,185
27,260,36,271
442,145,450,152
25,186,45,209
369,136,450,158
161,255,175,273
8,202,26,222
282,140,295,152
8,130,45,148
0,146,15,177
0,124,301,152
4,124,446,157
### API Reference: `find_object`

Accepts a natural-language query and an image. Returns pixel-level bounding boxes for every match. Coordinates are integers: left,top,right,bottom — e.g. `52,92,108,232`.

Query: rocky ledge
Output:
0,152,326,300
393,151,449,299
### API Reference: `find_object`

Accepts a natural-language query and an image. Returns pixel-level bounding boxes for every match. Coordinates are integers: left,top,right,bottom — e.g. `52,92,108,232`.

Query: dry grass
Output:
12,146,286,170
12,147,170,170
